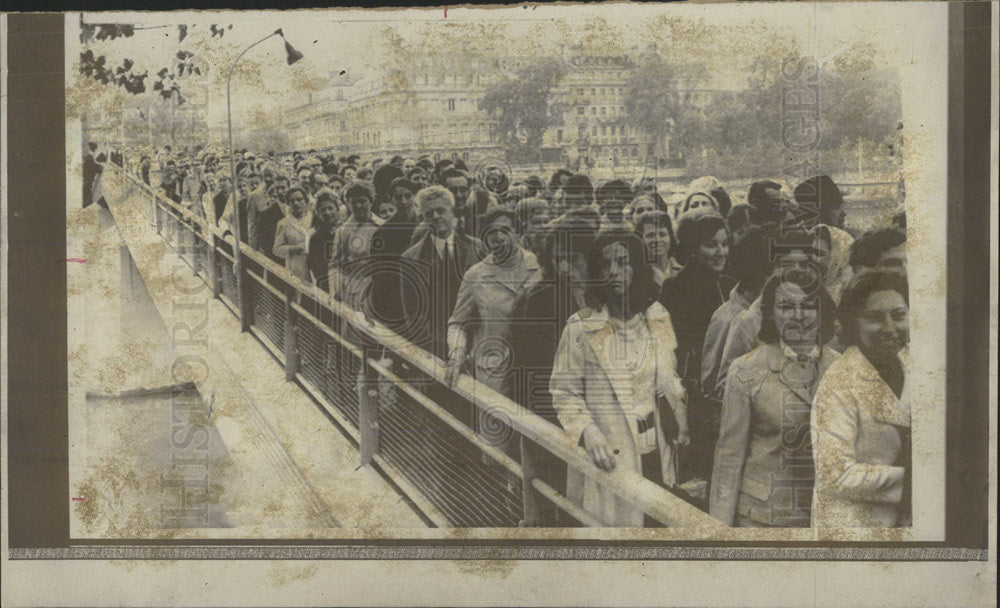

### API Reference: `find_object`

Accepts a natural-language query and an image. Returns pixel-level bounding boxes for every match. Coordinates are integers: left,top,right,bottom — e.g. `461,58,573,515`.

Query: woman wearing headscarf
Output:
709,270,839,527
550,231,689,526
658,210,735,498
811,271,911,528
688,176,732,218
679,191,719,217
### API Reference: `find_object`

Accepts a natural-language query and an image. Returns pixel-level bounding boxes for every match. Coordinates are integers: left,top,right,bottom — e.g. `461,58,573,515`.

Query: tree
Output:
78,16,230,103
623,55,686,161
479,59,566,163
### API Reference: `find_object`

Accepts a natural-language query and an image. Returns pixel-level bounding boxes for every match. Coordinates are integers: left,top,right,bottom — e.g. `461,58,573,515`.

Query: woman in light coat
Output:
446,206,542,398
551,231,689,527
811,271,911,528
272,186,311,283
709,270,839,527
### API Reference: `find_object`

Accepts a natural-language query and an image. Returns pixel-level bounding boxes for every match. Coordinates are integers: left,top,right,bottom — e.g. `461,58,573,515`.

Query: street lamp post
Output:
226,28,303,331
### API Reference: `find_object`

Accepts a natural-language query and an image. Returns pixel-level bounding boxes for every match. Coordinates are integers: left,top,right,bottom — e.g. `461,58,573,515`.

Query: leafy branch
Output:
79,17,230,99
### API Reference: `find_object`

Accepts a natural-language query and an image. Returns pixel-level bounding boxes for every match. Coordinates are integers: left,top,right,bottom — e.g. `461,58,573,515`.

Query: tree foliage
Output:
623,57,681,147
480,59,566,163
79,17,230,102
667,57,901,179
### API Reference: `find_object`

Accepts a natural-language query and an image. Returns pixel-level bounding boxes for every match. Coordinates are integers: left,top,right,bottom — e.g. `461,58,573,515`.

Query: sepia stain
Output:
454,558,516,580
265,561,320,588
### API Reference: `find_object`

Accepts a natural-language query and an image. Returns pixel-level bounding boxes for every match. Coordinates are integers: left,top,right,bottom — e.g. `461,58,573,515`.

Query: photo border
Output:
2,3,994,562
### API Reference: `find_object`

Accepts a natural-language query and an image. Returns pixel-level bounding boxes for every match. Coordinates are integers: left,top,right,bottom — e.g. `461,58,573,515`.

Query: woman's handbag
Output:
657,393,679,444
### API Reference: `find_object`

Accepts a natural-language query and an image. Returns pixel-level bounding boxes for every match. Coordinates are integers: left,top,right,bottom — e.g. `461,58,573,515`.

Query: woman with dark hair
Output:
307,190,341,290
659,210,735,499
848,227,907,278
811,271,911,528
550,231,689,526
635,210,680,288
514,197,552,258
595,179,634,232
509,215,598,526
701,223,777,405
505,183,531,209
272,186,312,283
709,270,839,526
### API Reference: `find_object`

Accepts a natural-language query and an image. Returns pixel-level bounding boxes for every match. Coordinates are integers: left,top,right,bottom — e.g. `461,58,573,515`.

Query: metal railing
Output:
122,166,720,529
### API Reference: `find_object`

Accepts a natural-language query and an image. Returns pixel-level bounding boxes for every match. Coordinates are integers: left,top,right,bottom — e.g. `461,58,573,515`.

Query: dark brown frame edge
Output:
3,5,992,557
945,0,991,551
6,12,70,549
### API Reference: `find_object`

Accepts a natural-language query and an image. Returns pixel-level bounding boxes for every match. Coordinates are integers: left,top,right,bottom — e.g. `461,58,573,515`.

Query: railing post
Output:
358,348,380,466
235,250,253,332
519,436,544,527
190,220,201,277
154,196,163,236
209,234,221,299
149,190,157,230
283,286,299,381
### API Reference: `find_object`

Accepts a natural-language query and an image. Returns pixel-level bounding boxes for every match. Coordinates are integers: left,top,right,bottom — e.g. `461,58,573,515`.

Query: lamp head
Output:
284,39,304,65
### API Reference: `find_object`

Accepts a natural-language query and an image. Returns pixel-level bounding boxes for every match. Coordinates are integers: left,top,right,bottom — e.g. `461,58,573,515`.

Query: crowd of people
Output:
139,144,911,529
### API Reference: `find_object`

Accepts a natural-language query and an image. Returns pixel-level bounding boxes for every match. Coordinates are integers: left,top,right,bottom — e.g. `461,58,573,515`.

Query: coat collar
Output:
761,343,837,405
579,301,671,331
577,302,677,407
845,346,911,428
477,249,540,293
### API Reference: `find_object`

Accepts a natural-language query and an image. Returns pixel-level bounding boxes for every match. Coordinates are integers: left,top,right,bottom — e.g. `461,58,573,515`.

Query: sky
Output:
74,4,942,131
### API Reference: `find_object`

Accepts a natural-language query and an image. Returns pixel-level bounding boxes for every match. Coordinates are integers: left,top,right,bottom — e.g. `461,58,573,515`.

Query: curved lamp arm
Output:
226,29,283,244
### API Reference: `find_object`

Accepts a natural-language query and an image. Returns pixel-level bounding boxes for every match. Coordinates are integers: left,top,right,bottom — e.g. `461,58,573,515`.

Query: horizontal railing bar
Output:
248,325,286,367
216,247,236,264
245,267,287,302
290,301,363,360
369,453,453,529
366,357,524,481
530,478,603,528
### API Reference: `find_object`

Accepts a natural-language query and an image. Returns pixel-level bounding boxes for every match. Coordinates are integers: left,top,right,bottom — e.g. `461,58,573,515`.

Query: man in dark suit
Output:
399,185,483,359
397,184,484,431
368,177,421,334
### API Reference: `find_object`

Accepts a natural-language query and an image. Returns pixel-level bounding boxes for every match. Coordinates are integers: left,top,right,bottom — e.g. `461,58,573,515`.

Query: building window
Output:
591,107,596,115
577,106,585,115
557,130,563,142
591,126,597,136
601,107,606,115
591,88,596,95
448,99,456,111
578,125,586,137
601,125,606,135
